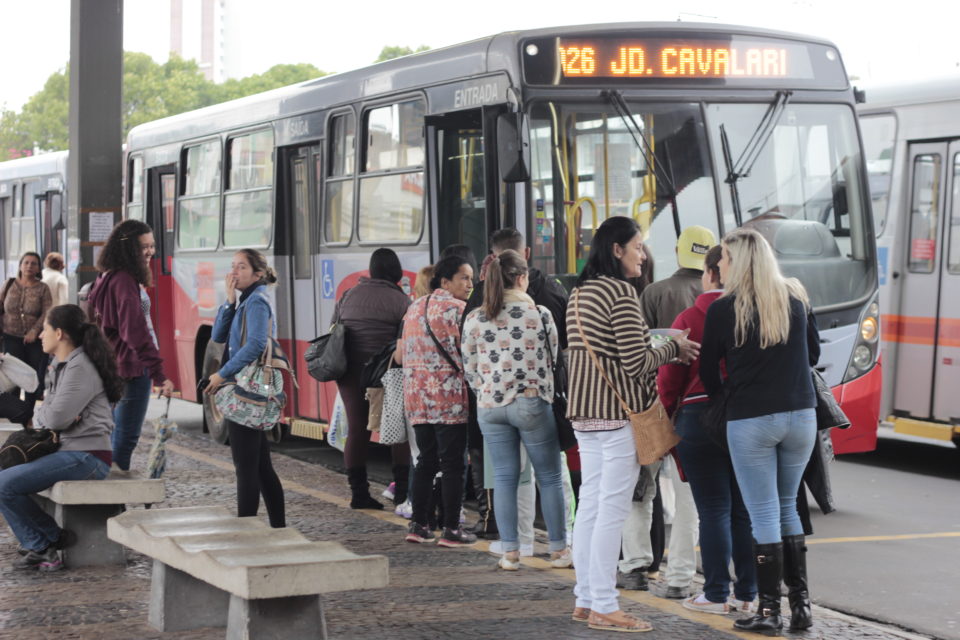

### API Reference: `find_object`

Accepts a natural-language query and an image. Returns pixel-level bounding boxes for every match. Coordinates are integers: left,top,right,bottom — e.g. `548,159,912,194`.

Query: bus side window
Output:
948,154,960,275
324,112,356,245
907,154,940,274
179,140,221,250
224,130,274,248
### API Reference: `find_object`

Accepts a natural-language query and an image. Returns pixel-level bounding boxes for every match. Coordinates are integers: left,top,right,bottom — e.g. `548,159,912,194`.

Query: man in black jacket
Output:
461,228,570,538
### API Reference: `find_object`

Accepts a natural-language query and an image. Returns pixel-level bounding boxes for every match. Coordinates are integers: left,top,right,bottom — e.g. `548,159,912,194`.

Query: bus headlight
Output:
860,316,878,342
852,345,873,369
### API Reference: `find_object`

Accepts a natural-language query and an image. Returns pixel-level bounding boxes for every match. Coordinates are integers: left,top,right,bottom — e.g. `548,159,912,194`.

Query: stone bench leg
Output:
35,497,127,568
149,560,230,631
227,593,327,640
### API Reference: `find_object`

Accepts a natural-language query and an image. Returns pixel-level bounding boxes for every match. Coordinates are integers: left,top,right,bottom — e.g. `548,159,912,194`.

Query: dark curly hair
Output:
97,219,153,286
46,304,124,403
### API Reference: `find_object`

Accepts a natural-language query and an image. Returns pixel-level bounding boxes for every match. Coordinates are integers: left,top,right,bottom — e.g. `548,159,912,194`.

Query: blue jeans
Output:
727,408,816,545
0,451,109,551
674,402,756,603
112,370,153,470
477,396,566,552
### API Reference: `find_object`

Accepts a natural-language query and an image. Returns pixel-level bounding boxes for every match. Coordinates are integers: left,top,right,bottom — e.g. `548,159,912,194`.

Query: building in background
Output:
170,0,244,82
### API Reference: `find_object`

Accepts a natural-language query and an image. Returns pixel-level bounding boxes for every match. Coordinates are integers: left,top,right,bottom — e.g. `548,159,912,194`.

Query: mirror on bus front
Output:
497,113,530,182
50,193,65,230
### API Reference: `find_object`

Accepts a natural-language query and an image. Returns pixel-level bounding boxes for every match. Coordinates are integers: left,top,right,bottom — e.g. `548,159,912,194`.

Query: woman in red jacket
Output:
88,220,174,471
656,245,757,616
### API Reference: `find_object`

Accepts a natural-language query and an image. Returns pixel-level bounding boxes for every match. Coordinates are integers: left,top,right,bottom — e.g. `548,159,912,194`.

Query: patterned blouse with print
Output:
399,288,467,426
2,279,52,337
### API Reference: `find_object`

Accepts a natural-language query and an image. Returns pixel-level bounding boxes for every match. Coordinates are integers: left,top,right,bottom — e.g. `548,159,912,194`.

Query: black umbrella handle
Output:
162,395,171,420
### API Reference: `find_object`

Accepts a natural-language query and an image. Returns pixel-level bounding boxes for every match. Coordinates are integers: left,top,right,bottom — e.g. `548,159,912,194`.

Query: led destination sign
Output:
522,34,841,87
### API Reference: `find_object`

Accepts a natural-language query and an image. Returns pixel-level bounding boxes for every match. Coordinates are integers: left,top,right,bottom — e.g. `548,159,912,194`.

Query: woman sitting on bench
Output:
0,304,122,572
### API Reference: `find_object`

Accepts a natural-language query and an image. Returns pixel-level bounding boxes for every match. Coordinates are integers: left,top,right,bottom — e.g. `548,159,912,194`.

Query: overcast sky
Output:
1,0,958,111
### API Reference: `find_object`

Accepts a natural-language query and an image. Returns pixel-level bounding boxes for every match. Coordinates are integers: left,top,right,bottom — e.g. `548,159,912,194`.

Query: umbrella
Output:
146,397,178,479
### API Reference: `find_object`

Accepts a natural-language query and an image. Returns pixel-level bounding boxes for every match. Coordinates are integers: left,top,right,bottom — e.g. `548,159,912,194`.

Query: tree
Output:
213,63,326,102
0,54,328,160
375,45,430,63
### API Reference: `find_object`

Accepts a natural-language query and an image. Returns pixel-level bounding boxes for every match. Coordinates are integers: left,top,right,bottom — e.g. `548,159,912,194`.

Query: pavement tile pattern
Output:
0,420,919,640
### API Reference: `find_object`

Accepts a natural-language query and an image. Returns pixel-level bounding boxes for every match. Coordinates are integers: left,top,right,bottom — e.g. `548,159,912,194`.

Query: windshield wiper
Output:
603,89,681,236
724,90,793,224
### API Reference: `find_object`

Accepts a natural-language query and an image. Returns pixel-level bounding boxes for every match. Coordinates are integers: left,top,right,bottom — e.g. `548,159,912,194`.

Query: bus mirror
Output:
497,113,530,183
50,193,65,231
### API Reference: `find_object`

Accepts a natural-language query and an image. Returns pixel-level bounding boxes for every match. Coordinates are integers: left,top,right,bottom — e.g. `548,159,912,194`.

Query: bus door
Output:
285,144,322,420
146,164,180,389
38,190,64,256
894,141,960,422
427,108,499,262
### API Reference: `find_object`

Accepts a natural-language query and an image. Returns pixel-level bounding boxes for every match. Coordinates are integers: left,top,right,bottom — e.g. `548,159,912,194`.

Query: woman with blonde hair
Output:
699,227,820,635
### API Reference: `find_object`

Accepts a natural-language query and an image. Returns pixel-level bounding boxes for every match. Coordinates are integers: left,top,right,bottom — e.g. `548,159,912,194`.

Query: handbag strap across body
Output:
573,289,645,417
423,294,462,373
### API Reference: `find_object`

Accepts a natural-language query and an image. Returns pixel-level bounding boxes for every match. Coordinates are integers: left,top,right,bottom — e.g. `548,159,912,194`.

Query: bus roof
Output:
860,76,960,110
0,150,69,182
126,21,839,151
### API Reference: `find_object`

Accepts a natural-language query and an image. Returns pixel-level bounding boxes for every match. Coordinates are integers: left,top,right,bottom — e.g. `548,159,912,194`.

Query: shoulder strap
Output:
539,310,555,371
574,289,635,416
424,294,461,373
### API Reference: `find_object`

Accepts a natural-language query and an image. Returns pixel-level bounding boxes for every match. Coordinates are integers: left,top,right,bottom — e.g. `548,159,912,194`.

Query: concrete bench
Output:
34,474,165,568
107,505,389,639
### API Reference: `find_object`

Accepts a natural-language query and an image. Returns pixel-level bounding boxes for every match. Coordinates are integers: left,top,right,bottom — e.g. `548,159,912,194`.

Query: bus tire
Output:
200,340,229,445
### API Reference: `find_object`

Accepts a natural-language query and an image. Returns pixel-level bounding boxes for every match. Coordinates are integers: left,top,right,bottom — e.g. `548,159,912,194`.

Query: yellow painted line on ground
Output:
807,532,960,544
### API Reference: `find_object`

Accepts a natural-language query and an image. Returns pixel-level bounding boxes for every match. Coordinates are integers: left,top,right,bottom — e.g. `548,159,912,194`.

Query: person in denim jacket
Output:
0,304,123,572
204,249,284,528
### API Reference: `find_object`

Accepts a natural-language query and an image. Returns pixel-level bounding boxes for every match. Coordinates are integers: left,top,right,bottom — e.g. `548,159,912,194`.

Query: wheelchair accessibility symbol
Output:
321,260,335,299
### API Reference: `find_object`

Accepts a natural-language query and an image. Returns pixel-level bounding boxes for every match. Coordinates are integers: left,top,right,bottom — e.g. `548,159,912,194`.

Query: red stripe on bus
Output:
882,315,960,347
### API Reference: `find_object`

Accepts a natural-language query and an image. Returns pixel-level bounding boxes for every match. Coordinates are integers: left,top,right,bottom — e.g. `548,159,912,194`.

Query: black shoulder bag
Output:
0,428,60,469
539,311,577,451
304,288,352,382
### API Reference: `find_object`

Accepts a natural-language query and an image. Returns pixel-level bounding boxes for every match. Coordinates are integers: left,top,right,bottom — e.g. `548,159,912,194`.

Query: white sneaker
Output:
728,597,757,614
682,594,730,615
394,499,412,519
381,482,396,500
550,548,573,568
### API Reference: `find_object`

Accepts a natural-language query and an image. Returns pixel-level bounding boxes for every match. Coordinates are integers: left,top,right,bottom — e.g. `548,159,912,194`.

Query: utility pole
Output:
68,0,123,293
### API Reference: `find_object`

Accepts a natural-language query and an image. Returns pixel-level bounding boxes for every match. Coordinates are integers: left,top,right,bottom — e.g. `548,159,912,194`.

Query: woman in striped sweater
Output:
568,216,699,633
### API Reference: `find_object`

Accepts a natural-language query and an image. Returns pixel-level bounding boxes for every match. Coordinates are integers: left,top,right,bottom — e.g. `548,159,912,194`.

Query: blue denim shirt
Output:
212,284,276,380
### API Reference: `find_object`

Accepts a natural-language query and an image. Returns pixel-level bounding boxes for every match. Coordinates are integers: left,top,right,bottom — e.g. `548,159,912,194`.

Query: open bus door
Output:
146,165,180,390
283,144,324,431
427,108,508,263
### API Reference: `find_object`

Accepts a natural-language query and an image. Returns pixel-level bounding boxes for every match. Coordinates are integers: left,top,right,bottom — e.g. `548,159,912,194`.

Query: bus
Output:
859,78,960,448
0,151,77,287
123,22,880,452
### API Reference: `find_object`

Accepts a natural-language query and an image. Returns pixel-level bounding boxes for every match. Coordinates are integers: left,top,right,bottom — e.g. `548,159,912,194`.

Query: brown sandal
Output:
572,607,591,622
587,610,653,633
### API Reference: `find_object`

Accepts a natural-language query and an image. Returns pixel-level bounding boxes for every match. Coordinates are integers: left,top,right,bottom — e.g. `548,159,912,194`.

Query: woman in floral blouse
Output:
2,252,53,409
399,254,476,548
462,250,571,571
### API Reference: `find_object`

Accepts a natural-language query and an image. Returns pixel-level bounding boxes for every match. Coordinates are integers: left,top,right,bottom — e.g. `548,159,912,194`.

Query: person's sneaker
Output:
498,553,521,571
14,547,60,571
437,527,477,548
682,593,730,615
381,482,396,500
616,568,649,591
662,585,690,599
394,499,413,519
404,522,435,544
550,548,574,568
728,597,757,614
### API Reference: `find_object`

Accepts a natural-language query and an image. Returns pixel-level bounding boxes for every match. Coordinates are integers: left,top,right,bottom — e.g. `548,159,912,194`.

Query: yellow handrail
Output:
566,196,598,271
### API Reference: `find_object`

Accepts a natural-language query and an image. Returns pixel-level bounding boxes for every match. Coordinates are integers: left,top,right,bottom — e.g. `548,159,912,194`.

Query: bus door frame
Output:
146,164,179,388
931,140,960,422
281,143,323,421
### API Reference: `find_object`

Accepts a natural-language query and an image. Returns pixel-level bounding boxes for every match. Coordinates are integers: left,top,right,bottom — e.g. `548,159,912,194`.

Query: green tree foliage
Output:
0,53,328,160
375,45,430,63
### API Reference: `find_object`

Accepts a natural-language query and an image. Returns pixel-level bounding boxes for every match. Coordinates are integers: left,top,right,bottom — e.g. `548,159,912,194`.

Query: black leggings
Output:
411,423,467,530
227,419,285,528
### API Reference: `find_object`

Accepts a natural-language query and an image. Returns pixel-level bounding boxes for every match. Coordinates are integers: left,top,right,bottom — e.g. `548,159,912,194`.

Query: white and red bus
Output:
113,22,881,451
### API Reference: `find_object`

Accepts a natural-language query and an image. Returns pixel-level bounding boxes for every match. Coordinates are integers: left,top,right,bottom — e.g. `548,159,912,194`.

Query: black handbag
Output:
360,325,403,389
0,428,61,469
812,369,850,430
540,313,577,451
304,289,353,382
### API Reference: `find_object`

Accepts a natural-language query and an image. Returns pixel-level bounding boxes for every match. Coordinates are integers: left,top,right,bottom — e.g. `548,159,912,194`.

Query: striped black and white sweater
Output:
566,276,679,428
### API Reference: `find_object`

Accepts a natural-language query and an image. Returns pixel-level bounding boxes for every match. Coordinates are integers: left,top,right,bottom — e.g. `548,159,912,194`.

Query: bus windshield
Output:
529,99,874,310
707,102,874,308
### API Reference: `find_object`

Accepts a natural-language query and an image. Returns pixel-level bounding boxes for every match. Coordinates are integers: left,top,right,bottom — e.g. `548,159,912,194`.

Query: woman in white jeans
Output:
565,217,699,633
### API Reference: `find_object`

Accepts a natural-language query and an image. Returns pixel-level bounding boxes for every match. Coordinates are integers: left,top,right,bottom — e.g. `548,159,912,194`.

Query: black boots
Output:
734,542,783,636
391,464,410,505
783,534,813,631
347,468,384,510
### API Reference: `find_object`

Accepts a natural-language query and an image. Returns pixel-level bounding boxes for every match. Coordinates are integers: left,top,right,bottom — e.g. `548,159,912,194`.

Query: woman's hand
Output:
674,329,701,365
225,273,238,305
23,329,38,344
204,373,225,395
157,379,175,398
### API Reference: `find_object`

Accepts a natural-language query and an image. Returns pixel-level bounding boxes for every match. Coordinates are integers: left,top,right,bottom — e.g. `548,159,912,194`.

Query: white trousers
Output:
662,455,699,587
573,427,640,614
516,449,577,548
618,460,661,573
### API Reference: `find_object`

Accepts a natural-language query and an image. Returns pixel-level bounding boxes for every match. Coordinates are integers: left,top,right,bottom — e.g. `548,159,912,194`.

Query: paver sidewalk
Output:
0,421,926,640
